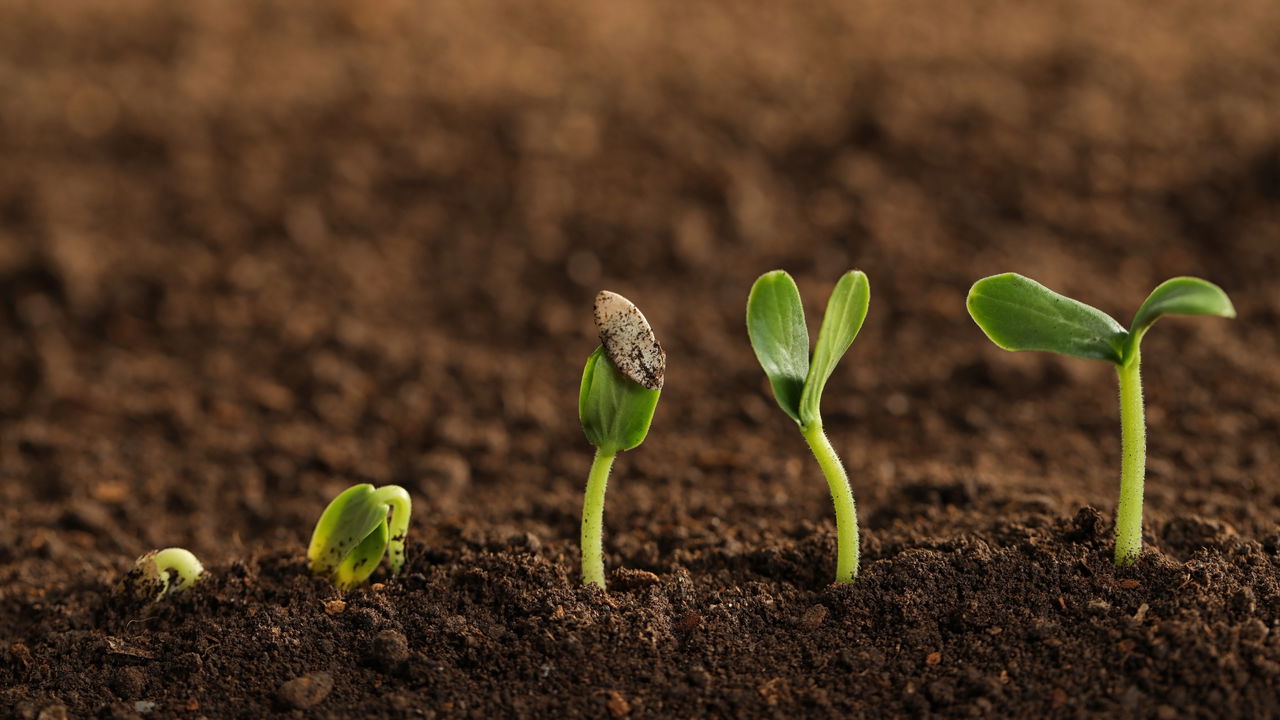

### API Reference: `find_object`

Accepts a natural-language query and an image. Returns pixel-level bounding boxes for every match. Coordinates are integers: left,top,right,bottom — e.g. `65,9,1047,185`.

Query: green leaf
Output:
747,270,809,423
1129,276,1236,340
799,271,870,427
307,484,388,578
579,346,661,453
967,273,1128,364
333,516,389,589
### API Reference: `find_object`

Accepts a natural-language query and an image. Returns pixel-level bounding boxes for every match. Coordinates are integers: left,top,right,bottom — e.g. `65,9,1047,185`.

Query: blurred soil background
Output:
1,0,1279,717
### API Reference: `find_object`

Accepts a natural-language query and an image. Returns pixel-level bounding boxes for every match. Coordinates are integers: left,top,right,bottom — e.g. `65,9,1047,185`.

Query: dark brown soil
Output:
3,1,1280,718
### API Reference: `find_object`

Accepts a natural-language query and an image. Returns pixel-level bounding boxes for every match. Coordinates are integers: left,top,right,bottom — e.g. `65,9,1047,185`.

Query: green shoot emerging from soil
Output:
747,270,871,583
967,273,1235,565
308,484,411,589
133,547,204,599
579,290,665,588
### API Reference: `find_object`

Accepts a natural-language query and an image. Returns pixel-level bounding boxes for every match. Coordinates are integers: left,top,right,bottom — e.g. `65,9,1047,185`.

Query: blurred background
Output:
2,0,1278,589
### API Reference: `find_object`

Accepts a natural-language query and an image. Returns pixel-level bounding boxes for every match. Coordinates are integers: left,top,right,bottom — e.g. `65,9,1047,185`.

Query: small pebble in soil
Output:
109,666,147,698
278,671,334,710
371,629,410,665
1240,617,1270,643
349,607,380,629
512,531,542,552
610,568,660,591
101,704,143,720
800,604,828,630
606,690,631,717
1231,587,1257,614
674,612,702,633
36,706,68,720
324,599,347,615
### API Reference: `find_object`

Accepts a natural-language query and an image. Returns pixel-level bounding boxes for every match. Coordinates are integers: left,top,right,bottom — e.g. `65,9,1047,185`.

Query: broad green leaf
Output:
747,270,809,423
967,273,1127,364
1129,276,1236,340
307,484,387,577
579,346,661,453
799,271,870,427
333,517,389,589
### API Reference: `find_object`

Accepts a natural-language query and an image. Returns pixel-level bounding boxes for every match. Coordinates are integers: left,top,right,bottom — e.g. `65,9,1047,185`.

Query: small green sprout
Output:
308,484,411,589
747,270,871,583
132,547,204,598
579,290,665,588
967,273,1235,564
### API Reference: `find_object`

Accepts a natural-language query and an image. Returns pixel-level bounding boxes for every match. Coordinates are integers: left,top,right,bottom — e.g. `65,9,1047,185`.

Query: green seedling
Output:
131,547,204,599
967,273,1235,564
747,270,871,583
579,290,665,588
308,484,411,589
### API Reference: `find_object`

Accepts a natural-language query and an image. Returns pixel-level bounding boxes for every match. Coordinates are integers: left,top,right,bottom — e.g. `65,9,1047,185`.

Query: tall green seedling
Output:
747,270,871,583
967,273,1235,564
578,291,665,588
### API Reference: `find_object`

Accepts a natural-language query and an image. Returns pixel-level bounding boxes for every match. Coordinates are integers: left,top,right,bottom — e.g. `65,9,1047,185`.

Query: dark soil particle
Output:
3,0,1280,718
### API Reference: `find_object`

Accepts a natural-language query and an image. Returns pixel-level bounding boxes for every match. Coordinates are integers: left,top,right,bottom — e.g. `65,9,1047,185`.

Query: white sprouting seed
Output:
134,547,204,597
593,290,666,391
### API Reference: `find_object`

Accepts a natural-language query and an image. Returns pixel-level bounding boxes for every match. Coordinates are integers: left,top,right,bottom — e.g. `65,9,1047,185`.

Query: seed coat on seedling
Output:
594,290,666,391
579,290,664,588
308,484,411,589
967,273,1235,564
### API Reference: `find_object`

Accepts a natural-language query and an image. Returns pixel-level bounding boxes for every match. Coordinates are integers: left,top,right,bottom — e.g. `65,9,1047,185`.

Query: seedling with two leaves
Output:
967,273,1235,564
747,270,870,583
308,483,412,588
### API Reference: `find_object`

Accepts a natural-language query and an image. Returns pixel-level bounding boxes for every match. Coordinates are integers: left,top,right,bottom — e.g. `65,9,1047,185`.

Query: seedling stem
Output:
581,448,617,587
800,422,859,582
1115,350,1146,564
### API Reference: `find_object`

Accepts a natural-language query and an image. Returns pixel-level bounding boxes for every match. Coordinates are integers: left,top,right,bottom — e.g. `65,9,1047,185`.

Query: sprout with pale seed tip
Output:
308,484,411,589
579,290,665,588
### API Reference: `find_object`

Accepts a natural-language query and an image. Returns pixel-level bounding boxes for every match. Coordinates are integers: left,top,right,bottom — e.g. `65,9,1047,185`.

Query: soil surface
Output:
3,1,1280,718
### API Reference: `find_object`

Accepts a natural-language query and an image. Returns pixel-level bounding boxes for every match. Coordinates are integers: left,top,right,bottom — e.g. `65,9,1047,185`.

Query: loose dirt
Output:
2,1,1279,718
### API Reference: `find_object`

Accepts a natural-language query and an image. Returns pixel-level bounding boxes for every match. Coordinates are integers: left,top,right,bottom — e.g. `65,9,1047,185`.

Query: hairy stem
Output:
581,448,617,588
801,423,859,582
371,485,412,575
1115,351,1147,565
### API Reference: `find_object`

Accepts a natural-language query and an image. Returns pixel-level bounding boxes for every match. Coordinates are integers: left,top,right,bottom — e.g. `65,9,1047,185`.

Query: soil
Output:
2,1,1280,718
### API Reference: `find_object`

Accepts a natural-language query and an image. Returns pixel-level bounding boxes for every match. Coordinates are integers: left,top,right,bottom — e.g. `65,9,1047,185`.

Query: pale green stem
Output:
581,448,616,588
371,485,412,575
1115,350,1146,565
150,548,204,594
800,422,859,583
